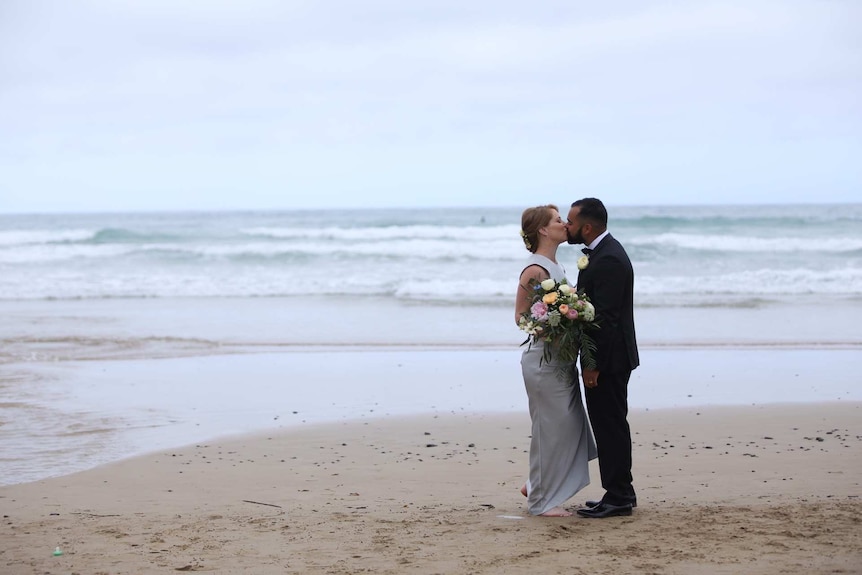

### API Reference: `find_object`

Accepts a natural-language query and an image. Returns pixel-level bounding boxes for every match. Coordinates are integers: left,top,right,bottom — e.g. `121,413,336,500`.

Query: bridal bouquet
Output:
518,278,599,369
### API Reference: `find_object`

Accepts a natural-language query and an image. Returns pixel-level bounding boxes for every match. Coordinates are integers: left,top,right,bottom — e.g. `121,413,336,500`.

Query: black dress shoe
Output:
586,499,637,509
576,502,633,518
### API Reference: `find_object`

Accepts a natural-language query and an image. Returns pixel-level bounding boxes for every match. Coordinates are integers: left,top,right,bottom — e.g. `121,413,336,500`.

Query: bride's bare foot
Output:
520,484,528,497
539,507,573,517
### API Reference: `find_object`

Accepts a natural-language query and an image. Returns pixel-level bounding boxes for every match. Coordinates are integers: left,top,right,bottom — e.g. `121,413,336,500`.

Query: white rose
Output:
582,302,595,321
577,256,590,270
540,278,556,291
559,283,572,295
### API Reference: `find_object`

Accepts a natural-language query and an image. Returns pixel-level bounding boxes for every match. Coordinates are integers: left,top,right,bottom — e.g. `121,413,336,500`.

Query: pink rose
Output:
566,309,579,320
530,301,549,321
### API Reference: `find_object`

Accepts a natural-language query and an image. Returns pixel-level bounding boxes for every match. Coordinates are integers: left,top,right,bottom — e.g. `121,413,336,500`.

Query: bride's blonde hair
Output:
520,204,558,253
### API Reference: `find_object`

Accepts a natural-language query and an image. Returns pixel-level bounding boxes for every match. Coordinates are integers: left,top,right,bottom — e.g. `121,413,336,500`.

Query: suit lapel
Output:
591,233,613,257
577,234,613,289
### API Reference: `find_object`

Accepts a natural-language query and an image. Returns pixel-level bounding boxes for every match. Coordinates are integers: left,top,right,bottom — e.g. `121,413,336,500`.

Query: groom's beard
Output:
567,228,585,245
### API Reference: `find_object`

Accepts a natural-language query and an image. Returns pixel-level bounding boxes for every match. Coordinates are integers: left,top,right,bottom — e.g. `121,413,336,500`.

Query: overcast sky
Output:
1,0,859,213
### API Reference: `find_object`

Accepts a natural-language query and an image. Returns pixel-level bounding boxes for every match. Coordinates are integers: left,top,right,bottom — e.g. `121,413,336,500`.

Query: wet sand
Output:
2,296,861,573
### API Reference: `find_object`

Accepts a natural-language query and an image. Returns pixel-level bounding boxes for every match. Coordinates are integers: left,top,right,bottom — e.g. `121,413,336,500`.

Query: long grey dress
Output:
520,254,597,515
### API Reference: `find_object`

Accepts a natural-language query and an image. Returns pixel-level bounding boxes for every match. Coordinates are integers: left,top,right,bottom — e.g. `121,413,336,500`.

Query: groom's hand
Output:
582,369,599,388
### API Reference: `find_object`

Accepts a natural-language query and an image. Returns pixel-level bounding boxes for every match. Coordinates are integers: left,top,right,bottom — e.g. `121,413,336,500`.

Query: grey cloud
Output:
0,0,860,211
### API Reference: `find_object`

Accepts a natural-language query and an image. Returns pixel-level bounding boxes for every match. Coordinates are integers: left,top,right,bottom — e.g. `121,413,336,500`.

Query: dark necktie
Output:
581,248,592,255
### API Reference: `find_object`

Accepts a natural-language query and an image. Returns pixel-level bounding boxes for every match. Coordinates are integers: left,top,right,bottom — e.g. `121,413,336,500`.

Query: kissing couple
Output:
516,198,639,518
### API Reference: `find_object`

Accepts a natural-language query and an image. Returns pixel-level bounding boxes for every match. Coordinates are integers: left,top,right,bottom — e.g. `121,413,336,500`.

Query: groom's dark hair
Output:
572,198,608,229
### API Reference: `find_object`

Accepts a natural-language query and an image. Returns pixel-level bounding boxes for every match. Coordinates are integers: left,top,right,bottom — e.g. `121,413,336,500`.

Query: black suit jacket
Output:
576,233,639,373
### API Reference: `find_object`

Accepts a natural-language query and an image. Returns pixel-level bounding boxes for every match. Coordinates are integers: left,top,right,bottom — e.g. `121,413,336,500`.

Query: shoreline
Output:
3,295,861,356
3,345,861,487
2,402,860,573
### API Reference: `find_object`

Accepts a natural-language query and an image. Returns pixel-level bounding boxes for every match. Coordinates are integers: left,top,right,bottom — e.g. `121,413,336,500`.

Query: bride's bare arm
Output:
514,265,549,324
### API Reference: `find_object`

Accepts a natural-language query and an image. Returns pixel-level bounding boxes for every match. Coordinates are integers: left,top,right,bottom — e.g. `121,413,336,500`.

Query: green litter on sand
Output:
53,547,63,556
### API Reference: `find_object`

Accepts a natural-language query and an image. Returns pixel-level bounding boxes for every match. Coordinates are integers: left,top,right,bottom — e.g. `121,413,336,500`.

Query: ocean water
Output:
1,203,860,306
2,203,861,486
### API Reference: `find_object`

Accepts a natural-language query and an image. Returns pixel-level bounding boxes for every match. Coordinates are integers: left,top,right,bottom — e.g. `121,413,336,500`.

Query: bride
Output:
515,204,597,516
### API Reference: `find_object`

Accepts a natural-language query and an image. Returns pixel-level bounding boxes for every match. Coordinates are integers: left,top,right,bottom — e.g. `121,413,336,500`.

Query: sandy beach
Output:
2,296,861,573
2,402,861,574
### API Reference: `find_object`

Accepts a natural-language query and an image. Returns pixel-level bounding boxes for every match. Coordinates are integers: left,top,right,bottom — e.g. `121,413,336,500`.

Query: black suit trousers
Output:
585,369,636,505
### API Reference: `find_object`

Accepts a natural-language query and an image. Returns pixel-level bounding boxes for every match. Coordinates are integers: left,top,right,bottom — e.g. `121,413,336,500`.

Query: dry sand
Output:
2,402,860,574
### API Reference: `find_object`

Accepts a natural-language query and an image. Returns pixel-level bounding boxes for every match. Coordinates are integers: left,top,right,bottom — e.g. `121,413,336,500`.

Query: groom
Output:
566,198,639,518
